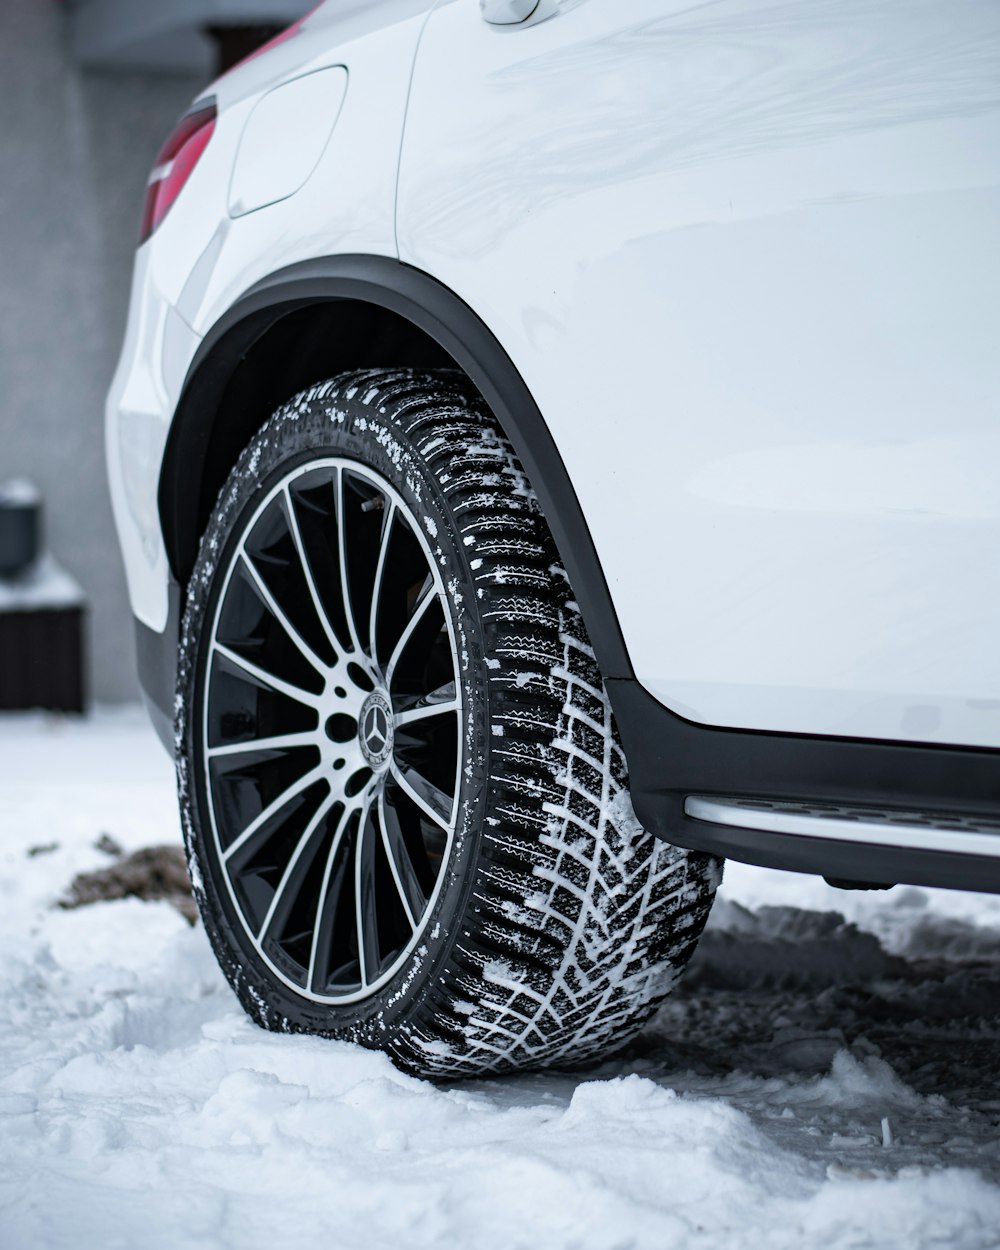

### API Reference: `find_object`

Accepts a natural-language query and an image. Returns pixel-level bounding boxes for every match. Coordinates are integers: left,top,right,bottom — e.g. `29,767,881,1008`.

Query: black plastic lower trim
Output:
671,814,1000,895
610,679,1000,893
135,577,180,752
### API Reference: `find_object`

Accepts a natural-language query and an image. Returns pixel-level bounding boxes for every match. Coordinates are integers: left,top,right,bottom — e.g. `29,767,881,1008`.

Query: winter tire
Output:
177,369,721,1078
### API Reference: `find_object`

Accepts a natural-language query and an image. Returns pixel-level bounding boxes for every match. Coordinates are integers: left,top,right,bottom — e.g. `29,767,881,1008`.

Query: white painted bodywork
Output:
107,0,1000,749
398,0,1000,748
106,0,433,632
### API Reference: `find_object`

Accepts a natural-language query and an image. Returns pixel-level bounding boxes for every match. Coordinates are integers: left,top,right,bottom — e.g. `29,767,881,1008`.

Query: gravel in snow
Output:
1,708,998,1249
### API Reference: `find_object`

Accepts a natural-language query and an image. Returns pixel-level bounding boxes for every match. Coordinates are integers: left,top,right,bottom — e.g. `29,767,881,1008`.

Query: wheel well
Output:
158,254,633,683
160,298,453,588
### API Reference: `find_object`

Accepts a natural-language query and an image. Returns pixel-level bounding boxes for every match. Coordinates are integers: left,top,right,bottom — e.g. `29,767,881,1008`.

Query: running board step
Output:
684,796,1000,859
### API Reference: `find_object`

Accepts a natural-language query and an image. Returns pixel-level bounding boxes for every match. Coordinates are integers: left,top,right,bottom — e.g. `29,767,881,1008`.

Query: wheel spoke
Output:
206,454,465,1003
384,581,439,689
368,500,396,662
207,731,318,758
223,764,327,862
377,790,422,929
389,759,454,832
239,551,327,676
212,642,319,708
283,484,342,659
337,468,365,655
257,789,338,942
306,803,355,993
353,798,378,987
394,697,460,729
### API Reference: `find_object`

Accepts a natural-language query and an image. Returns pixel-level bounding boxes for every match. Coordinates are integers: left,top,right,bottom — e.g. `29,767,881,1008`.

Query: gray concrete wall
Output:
0,0,204,702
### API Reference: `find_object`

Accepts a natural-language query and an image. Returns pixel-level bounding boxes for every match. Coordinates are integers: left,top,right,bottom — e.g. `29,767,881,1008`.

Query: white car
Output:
107,0,1000,1078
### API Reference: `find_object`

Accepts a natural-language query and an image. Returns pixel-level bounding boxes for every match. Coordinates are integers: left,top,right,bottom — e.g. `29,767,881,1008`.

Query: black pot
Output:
0,481,41,578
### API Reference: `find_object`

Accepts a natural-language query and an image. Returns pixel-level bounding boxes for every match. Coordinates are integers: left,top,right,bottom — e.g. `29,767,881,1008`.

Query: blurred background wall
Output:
0,0,308,704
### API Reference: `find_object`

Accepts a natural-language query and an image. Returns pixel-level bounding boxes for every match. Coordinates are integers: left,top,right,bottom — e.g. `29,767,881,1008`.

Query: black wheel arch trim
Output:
159,253,633,684
146,252,1000,893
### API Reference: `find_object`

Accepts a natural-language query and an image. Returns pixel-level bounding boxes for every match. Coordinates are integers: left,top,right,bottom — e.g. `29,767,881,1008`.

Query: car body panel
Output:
397,0,1000,747
106,0,431,631
108,0,1000,888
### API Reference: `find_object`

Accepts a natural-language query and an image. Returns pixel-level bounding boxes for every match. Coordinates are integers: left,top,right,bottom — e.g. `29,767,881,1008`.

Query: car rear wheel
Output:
176,369,720,1078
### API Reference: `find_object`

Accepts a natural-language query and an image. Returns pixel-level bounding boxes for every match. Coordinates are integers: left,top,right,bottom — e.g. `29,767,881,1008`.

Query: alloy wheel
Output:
200,459,462,1004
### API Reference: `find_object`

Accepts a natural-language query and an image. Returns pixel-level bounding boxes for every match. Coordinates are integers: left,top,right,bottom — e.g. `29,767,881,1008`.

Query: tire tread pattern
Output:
178,368,721,1079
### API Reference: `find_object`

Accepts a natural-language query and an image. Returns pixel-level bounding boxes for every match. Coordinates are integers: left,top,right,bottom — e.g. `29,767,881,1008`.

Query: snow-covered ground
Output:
1,709,999,1250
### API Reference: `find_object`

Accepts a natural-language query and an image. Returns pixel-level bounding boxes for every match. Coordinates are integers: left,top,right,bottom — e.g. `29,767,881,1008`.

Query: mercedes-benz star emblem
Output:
358,692,393,769
364,705,389,753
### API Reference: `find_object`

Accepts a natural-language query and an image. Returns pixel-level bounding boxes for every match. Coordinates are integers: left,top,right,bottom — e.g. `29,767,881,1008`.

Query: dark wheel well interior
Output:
158,254,633,684
160,299,453,588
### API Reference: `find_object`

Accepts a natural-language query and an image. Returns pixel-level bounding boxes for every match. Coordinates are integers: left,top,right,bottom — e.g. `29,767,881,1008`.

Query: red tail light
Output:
139,102,217,244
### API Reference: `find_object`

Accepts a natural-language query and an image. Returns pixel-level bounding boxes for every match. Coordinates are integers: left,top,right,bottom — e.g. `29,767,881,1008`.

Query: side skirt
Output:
610,678,1000,895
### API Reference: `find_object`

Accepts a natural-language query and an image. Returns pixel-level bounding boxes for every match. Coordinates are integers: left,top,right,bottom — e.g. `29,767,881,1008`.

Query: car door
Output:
397,0,1000,749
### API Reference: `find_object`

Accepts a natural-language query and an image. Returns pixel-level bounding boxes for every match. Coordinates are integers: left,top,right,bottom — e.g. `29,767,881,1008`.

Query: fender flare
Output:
159,253,635,682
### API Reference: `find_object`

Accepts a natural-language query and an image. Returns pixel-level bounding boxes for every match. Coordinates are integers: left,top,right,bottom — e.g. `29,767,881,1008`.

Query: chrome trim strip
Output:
684,796,1000,859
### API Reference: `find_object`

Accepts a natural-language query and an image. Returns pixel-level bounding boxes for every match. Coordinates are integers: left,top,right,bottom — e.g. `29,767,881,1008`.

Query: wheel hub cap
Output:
358,691,393,769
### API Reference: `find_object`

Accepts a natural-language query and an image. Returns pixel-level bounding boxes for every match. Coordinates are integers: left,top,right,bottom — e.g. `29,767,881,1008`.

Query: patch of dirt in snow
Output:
60,844,196,923
609,898,1000,1187
2,710,1000,1250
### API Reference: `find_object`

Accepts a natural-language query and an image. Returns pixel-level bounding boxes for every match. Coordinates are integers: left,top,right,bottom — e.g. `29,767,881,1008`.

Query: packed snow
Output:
1,708,998,1250
0,555,85,612
0,478,41,508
